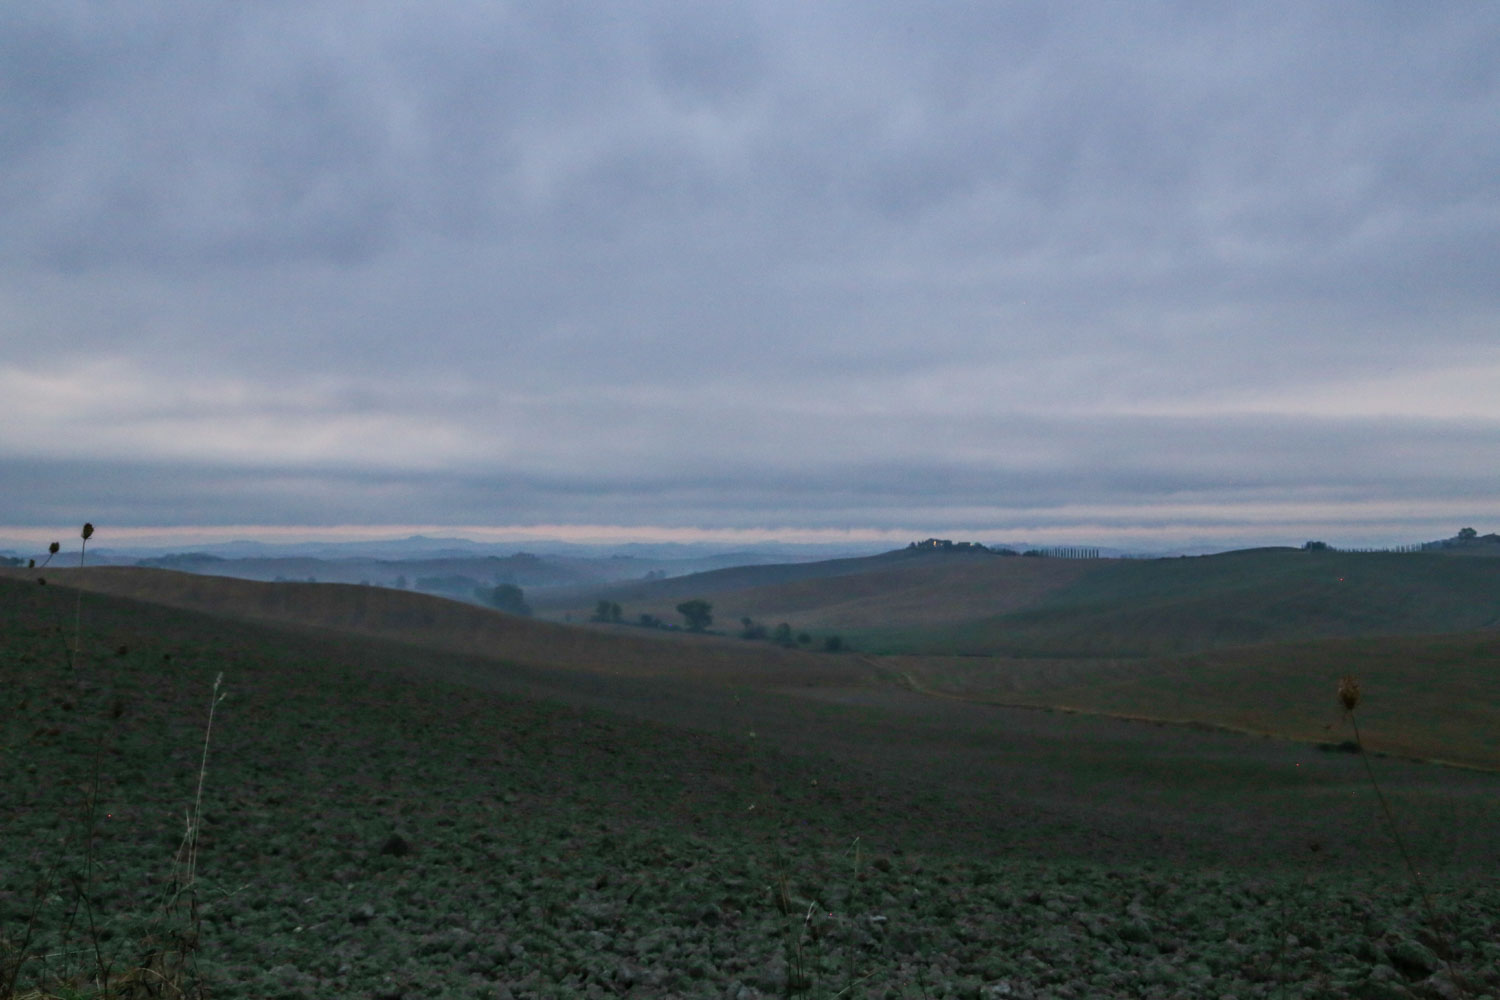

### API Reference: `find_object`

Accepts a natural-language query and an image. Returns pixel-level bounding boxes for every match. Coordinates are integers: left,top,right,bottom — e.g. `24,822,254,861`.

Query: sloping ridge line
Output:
12,566,874,690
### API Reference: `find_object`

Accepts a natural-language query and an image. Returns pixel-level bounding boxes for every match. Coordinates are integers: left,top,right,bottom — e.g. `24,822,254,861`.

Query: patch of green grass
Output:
885,630,1500,770
858,549,1500,657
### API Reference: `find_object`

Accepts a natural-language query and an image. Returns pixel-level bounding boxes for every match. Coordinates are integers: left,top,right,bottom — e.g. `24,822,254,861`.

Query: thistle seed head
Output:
48,542,60,555
81,523,94,541
1338,674,1361,712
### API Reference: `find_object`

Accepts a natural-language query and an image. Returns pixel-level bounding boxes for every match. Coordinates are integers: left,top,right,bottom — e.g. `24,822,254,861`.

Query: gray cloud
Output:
2,1,1498,545
5,410,1495,544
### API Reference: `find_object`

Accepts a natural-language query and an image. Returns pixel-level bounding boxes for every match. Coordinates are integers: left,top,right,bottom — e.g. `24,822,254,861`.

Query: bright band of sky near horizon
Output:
2,3,1497,549
4,495,1497,552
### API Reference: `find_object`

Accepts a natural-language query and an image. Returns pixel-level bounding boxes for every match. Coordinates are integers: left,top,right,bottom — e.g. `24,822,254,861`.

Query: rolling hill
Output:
862,548,1500,656
532,547,1094,629
535,545,1500,656
1,565,874,692
9,545,1500,769
8,569,1500,997
524,545,1500,768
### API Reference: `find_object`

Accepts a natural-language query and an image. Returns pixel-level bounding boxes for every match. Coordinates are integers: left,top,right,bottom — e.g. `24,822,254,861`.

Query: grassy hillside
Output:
2,565,873,691
530,548,930,612
535,549,1093,631
20,551,1496,772
6,573,1500,996
645,555,1091,632
882,628,1500,770
859,549,1500,656
539,547,1500,659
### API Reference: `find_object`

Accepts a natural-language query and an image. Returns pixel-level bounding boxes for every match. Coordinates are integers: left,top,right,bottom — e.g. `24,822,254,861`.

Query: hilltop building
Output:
908,538,990,552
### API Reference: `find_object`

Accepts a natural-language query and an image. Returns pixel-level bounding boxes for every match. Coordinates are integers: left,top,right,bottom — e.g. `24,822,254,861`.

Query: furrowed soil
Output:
4,575,1500,999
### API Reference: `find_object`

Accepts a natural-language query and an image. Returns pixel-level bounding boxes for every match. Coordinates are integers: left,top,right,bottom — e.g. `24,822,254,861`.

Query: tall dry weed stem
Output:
1339,674,1469,998
128,670,227,1000
182,672,225,894
71,524,93,663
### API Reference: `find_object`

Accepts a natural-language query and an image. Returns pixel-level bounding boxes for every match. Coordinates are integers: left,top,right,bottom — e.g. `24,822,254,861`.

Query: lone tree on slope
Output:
479,583,531,617
676,599,713,632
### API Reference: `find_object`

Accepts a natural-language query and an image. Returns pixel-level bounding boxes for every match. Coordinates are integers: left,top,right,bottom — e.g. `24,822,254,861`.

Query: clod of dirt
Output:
1384,935,1441,979
379,833,412,857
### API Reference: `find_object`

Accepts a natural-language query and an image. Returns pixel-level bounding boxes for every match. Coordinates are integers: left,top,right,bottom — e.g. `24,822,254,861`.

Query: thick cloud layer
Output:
3,2,1497,547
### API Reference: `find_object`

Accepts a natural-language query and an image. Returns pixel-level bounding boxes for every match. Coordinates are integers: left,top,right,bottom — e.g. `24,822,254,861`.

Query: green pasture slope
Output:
849,548,1500,770
889,629,1500,770
531,548,924,612
6,574,1500,997
857,548,1500,657
1035,629,1500,760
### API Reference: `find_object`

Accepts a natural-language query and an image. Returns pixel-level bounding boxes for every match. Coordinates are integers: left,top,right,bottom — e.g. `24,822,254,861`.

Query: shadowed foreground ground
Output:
4,577,1499,998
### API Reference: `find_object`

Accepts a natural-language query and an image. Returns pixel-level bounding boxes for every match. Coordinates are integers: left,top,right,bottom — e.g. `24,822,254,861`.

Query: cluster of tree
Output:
1435,527,1500,547
586,599,711,631
738,618,768,640
0,555,22,567
1312,531,1496,554
583,598,845,650
738,616,844,652
477,583,531,617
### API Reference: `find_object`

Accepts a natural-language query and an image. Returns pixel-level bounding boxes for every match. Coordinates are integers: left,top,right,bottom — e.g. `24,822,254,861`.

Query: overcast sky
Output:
3,1,1498,551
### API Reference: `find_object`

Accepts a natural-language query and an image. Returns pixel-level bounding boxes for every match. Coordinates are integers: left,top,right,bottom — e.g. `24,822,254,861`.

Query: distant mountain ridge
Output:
103,546,874,601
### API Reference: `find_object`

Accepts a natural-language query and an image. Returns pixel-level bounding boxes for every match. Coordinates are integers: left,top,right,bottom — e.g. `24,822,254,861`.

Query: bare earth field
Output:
4,570,1500,999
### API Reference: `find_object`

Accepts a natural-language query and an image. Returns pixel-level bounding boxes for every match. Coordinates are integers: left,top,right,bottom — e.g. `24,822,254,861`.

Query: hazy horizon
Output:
1,519,1489,559
4,3,1497,543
